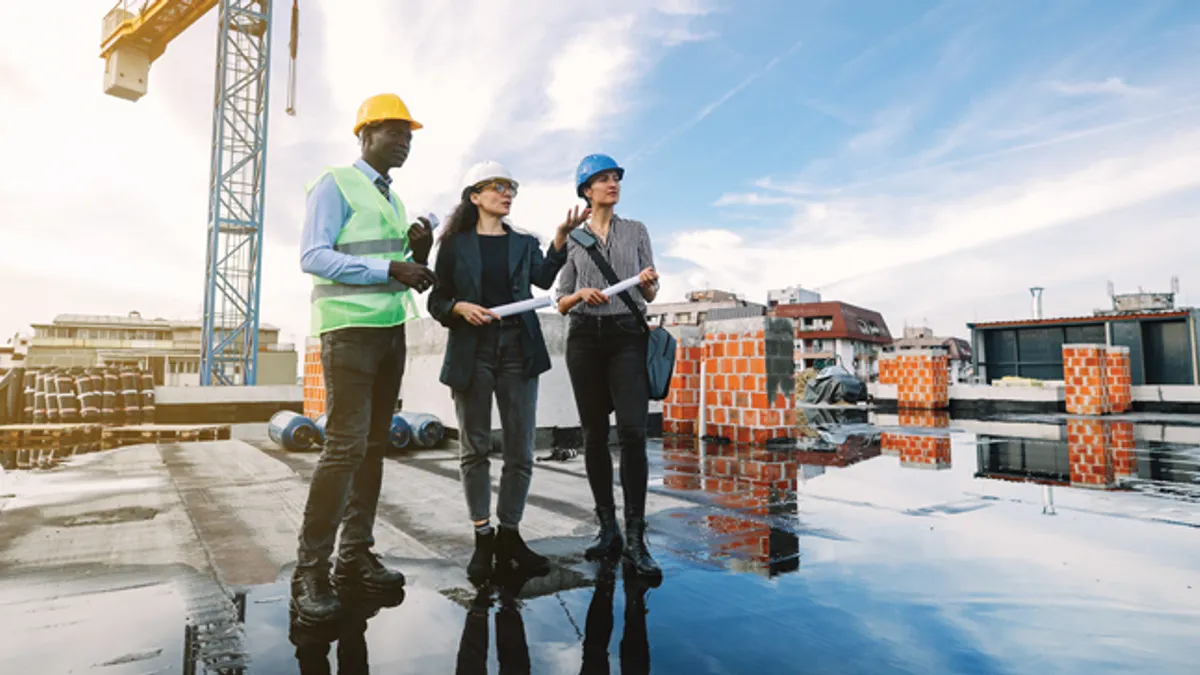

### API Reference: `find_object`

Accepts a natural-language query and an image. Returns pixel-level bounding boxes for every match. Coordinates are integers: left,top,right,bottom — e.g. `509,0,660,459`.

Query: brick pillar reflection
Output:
1107,420,1137,479
1067,418,1114,488
883,409,951,469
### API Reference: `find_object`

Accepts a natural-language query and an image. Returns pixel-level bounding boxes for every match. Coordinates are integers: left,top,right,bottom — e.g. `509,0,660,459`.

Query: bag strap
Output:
577,234,653,334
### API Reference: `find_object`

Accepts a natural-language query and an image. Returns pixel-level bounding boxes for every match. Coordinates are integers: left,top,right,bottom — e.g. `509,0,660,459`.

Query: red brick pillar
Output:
303,338,325,419
1105,346,1132,413
1063,344,1109,415
878,352,899,384
1107,420,1137,479
703,317,797,445
663,339,703,436
896,350,949,409
1067,418,1114,488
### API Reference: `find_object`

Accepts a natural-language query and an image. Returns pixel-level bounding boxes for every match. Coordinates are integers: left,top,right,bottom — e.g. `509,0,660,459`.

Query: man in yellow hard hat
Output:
292,92,437,624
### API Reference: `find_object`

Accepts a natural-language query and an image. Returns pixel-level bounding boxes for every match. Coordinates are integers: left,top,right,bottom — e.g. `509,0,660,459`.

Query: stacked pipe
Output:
102,369,120,424
33,371,47,423
76,369,101,423
139,370,155,423
56,370,80,424
120,367,141,425
43,371,58,423
23,369,35,423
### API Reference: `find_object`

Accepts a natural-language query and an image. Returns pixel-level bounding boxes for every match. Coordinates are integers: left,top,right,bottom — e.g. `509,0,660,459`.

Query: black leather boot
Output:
495,525,551,577
623,517,662,583
584,507,623,561
333,548,406,596
290,566,341,625
467,528,496,585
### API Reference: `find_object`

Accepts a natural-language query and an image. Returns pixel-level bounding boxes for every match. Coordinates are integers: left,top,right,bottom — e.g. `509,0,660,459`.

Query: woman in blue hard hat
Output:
428,160,589,586
556,153,662,581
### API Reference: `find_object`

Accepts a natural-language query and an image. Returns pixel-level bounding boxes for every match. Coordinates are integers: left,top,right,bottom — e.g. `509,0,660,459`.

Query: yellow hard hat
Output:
354,93,423,136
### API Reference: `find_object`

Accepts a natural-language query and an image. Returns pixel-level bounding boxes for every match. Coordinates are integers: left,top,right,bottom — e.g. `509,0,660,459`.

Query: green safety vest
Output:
306,165,420,336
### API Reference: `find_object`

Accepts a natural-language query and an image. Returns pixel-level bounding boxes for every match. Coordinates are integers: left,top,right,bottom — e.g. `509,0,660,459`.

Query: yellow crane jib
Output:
99,0,239,102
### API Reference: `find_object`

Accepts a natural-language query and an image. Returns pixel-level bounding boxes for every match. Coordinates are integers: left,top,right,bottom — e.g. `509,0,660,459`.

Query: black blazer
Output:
427,225,568,391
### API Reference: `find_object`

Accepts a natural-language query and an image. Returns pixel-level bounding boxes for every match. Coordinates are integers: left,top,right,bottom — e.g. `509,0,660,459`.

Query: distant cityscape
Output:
2,280,1196,388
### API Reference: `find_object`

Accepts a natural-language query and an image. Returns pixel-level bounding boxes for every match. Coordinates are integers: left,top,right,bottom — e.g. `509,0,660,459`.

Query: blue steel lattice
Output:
201,0,274,385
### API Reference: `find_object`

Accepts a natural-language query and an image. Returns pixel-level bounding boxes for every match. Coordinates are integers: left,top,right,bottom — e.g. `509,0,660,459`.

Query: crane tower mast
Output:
101,0,279,385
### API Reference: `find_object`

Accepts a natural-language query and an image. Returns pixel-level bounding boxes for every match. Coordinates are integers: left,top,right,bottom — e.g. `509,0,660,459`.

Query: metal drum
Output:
389,413,412,450
313,413,327,442
268,411,319,452
396,412,444,449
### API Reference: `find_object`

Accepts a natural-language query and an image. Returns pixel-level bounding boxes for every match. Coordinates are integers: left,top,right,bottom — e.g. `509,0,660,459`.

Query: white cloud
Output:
1047,76,1153,97
0,0,711,357
671,109,1200,336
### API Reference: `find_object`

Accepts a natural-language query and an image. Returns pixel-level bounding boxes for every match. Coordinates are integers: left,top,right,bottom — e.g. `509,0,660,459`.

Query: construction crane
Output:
99,0,300,386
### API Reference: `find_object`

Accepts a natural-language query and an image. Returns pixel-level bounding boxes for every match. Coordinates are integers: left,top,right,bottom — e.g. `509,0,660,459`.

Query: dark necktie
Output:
374,177,390,202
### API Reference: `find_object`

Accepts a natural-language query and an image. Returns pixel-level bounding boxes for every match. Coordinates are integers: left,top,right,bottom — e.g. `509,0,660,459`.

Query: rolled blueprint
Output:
600,274,642,298
490,296,552,318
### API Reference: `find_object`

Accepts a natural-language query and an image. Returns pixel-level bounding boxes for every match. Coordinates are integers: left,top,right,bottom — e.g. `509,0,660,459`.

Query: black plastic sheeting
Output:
802,365,867,405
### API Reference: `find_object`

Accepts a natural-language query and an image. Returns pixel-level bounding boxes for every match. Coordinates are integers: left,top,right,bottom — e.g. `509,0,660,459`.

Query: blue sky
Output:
2,0,1199,349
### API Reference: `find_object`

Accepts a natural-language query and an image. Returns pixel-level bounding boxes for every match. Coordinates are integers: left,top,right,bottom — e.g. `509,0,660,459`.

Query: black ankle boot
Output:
333,548,406,596
495,526,551,577
290,566,341,625
623,517,662,583
467,528,495,585
584,507,623,561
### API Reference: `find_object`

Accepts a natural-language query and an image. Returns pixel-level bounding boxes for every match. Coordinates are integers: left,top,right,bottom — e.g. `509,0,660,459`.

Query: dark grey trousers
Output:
296,324,406,570
452,322,538,528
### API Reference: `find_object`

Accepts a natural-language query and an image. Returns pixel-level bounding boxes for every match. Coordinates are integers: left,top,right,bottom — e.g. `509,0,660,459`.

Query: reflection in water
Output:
975,418,1199,500
290,587,406,674
881,410,952,470
580,561,652,675
454,570,532,674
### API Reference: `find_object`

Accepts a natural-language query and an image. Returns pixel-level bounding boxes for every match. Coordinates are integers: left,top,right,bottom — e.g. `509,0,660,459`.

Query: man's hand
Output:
389,261,437,293
576,288,609,306
553,206,591,250
408,218,433,265
453,302,500,326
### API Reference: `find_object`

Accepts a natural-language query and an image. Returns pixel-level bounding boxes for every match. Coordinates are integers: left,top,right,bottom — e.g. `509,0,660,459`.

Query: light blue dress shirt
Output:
300,158,409,285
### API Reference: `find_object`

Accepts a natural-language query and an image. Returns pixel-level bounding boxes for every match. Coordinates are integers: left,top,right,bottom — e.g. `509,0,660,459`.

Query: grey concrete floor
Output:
2,413,1199,674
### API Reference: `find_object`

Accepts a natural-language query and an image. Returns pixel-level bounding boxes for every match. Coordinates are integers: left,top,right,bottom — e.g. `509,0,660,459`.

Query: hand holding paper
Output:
600,274,643,298
489,297,552,318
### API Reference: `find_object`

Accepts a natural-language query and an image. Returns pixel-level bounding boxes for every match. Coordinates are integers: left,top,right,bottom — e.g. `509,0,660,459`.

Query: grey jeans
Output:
296,324,405,570
453,321,538,527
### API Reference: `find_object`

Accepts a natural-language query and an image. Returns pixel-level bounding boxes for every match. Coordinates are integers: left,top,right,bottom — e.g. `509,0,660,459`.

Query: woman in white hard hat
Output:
556,153,662,582
427,160,589,585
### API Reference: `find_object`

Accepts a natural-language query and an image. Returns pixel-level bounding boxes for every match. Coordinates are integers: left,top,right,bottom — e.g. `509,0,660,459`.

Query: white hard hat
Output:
462,160,516,190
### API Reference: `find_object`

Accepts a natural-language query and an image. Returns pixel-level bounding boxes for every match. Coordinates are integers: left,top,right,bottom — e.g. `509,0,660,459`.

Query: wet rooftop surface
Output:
2,407,1198,673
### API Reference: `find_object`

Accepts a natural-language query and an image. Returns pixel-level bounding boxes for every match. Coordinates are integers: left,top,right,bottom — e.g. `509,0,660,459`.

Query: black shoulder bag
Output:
569,229,677,401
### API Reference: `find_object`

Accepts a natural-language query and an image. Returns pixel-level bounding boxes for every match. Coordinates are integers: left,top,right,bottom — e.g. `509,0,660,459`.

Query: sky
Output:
3,0,1200,355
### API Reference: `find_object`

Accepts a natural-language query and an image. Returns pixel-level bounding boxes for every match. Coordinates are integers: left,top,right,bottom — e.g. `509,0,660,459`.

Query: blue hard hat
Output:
575,154,625,197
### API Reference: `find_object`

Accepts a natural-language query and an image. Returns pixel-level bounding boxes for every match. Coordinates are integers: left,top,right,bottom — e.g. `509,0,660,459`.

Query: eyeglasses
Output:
473,179,519,197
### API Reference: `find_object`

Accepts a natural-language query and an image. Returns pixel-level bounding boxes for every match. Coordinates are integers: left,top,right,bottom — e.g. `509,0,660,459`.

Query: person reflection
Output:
290,587,405,675
580,560,652,675
455,569,534,674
